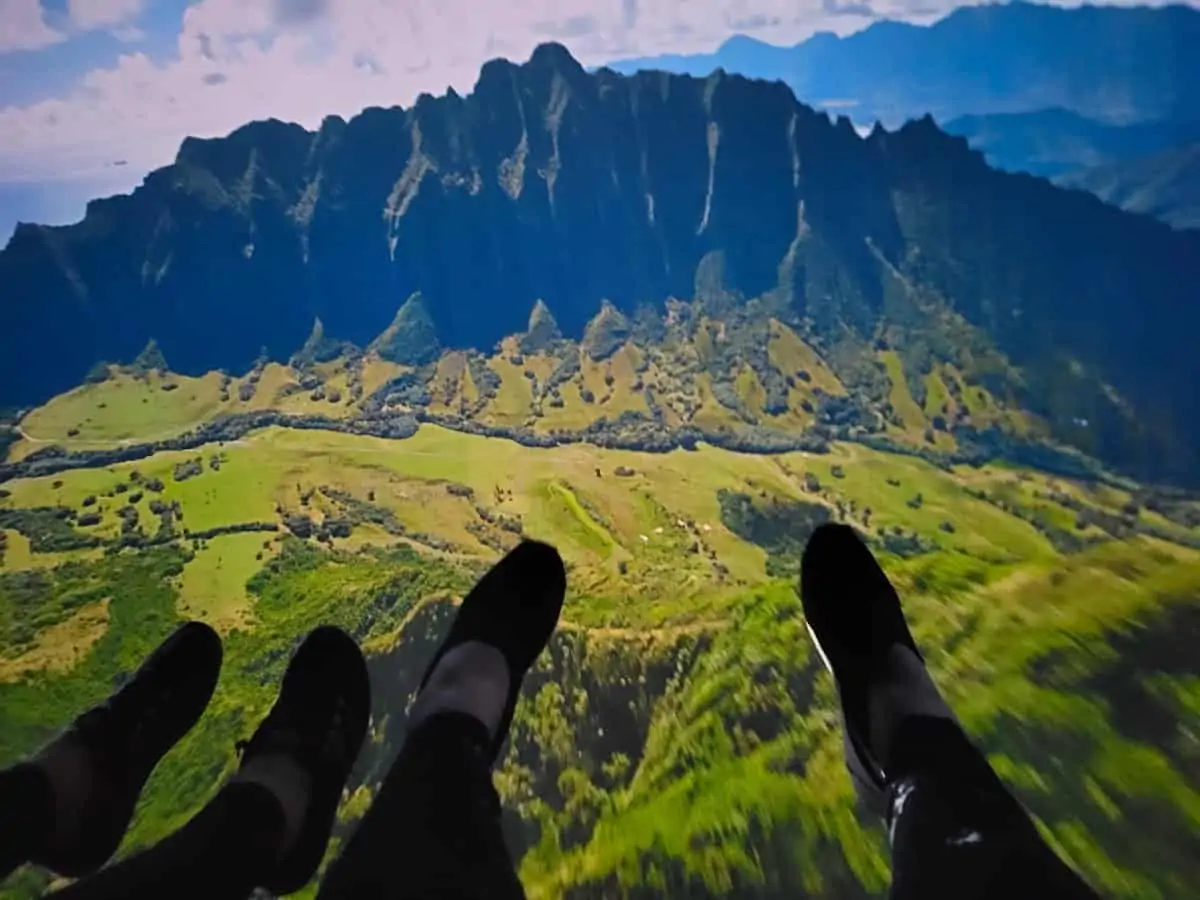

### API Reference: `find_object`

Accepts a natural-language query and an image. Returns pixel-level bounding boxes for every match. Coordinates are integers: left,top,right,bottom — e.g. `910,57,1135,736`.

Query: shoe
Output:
34,621,223,876
418,540,566,763
799,524,922,810
236,626,370,896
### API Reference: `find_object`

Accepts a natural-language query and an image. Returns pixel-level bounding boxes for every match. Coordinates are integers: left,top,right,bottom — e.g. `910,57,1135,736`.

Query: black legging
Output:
2,714,1098,899
318,710,524,899
0,764,56,881
44,782,285,900
0,761,286,900
884,716,1100,899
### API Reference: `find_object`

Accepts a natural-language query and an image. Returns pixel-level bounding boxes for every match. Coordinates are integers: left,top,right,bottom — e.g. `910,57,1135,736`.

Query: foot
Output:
32,621,223,876
234,626,370,896
800,524,933,808
412,540,566,763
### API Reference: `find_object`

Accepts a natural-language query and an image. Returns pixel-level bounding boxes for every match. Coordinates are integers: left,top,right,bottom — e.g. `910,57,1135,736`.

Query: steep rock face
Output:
1,43,1198,482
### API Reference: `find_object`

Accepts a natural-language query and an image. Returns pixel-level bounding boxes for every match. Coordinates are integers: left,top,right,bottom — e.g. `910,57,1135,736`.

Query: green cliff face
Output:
1,44,1197,484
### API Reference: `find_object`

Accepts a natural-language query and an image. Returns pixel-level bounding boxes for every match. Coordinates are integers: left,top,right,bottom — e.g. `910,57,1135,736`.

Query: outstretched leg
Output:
319,540,567,900
800,524,1100,900
49,626,370,900
0,621,222,882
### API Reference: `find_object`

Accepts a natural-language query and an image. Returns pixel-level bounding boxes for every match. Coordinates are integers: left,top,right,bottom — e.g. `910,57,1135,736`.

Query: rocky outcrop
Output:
580,301,631,361
520,299,563,353
369,292,439,365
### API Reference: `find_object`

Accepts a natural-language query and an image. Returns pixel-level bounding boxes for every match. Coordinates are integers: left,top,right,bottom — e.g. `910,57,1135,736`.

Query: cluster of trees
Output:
0,507,101,553
0,410,423,484
717,488,835,578
313,487,460,553
173,458,204,482
283,513,351,543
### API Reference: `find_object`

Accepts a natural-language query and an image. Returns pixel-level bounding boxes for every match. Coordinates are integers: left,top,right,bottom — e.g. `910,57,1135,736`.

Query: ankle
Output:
868,645,955,769
233,753,311,858
410,641,510,738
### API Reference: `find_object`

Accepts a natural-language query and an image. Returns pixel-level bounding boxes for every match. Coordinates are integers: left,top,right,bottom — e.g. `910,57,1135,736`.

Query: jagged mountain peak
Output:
369,292,440,366
581,301,632,361
521,299,563,353
529,41,586,72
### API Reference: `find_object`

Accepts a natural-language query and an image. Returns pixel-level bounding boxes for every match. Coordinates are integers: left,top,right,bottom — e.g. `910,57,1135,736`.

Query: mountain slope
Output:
607,2,1200,125
2,43,1199,486
1057,142,1200,230
942,109,1200,178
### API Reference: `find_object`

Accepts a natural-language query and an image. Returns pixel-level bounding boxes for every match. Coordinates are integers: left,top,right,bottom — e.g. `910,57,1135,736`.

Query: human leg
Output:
0,621,222,882
48,626,370,900
318,540,566,900
800,524,1099,899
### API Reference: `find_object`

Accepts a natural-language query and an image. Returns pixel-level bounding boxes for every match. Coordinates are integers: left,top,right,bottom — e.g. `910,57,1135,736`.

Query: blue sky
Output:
0,0,1188,244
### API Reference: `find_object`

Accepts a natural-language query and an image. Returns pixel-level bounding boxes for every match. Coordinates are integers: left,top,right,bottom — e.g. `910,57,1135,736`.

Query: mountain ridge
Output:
1056,141,1200,230
2,43,1199,487
606,2,1200,125
942,108,1200,179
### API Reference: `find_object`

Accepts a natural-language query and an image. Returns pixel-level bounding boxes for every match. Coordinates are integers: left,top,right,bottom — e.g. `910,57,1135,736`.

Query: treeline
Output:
0,507,102,553
0,411,422,484
5,391,1199,514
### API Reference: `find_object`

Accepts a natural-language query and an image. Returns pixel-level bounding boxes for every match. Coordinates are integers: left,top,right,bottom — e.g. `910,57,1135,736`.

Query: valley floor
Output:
1,421,1199,899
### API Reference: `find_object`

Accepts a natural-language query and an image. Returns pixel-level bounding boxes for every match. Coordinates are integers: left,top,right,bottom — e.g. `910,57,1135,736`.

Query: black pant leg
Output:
886,716,1100,900
0,763,56,880
47,782,286,900
319,711,525,900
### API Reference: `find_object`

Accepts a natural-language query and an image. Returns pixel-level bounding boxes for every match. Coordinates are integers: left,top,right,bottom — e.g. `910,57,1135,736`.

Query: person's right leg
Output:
318,540,567,900
800,524,1100,900
49,626,370,900
0,762,56,880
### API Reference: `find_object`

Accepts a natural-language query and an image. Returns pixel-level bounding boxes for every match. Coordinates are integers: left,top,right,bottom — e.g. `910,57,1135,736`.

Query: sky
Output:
0,0,1186,243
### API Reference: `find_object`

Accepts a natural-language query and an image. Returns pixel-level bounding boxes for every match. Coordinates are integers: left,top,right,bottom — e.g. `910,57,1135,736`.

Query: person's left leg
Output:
49,626,370,900
0,621,222,883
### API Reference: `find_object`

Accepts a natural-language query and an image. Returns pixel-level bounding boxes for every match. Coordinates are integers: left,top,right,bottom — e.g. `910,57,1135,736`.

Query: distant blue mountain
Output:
1058,141,1200,230
942,109,1200,178
605,2,1200,127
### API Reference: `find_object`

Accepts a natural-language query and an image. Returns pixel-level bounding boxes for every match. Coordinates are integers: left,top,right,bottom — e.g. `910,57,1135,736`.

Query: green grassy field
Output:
2,398,1199,899
16,369,228,446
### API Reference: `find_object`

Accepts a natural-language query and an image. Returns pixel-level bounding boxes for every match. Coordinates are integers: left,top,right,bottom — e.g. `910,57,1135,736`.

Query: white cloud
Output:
0,0,1191,193
112,24,147,42
67,0,144,30
0,0,64,53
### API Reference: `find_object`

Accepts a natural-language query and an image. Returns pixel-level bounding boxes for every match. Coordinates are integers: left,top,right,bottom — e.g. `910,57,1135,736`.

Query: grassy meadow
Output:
1,307,1199,900
1,415,1198,899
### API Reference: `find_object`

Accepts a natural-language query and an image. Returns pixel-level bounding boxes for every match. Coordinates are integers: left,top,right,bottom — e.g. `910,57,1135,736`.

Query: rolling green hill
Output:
1,335,1199,898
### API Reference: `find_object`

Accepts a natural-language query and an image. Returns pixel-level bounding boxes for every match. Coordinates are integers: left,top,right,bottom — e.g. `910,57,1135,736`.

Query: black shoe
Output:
34,621,223,877
419,540,566,763
800,524,922,809
236,626,370,896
